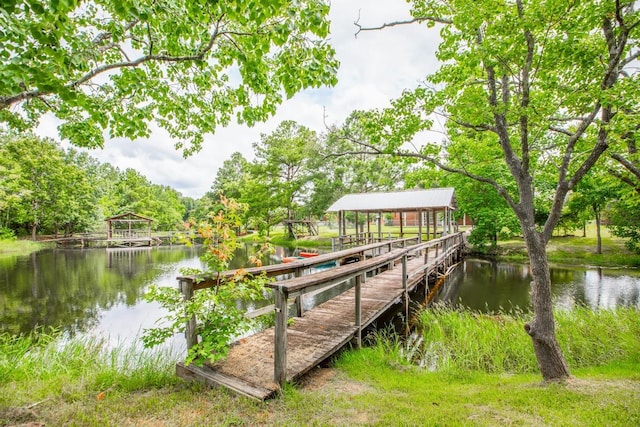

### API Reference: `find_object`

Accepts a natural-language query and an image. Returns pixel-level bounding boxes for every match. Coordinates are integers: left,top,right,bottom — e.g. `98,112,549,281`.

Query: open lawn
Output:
496,225,640,267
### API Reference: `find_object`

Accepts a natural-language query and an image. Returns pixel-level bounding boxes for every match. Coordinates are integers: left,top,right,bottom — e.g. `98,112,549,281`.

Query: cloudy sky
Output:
39,1,443,199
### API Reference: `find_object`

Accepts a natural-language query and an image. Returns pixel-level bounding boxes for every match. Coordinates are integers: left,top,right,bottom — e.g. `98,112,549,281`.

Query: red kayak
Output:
299,252,319,258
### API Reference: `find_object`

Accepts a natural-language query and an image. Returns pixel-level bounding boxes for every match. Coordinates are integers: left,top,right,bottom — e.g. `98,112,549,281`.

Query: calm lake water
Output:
439,258,640,312
1,246,639,347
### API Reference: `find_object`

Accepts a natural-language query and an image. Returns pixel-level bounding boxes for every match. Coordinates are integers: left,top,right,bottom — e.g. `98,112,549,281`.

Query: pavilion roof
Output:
105,212,154,222
326,188,457,213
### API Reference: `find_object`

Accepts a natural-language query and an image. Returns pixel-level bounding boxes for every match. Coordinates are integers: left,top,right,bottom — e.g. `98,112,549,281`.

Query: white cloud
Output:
36,1,441,199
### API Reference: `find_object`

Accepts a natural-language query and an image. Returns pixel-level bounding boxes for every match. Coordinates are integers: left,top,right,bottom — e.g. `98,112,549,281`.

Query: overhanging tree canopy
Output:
0,0,338,154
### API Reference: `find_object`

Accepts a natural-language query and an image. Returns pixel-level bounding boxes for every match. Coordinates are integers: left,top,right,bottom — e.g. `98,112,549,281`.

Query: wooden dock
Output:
176,233,465,400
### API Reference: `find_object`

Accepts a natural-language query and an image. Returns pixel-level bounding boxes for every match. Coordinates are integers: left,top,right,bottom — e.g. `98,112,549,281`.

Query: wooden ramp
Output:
176,234,465,400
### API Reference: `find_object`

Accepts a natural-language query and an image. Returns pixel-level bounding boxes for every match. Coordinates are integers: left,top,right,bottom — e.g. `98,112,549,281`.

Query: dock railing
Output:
177,232,465,386
179,237,420,291
331,231,449,251
265,232,465,385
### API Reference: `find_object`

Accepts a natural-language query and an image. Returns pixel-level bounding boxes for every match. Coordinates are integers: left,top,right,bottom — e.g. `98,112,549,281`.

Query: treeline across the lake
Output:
203,116,640,254
0,132,187,240
2,117,640,254
0,124,409,241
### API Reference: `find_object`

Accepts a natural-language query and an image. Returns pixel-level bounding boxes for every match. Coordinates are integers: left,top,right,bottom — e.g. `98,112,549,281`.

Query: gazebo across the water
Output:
326,188,458,243
105,212,155,247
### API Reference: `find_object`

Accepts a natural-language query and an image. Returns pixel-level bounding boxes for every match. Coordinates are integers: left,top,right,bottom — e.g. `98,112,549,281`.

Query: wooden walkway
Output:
177,233,465,400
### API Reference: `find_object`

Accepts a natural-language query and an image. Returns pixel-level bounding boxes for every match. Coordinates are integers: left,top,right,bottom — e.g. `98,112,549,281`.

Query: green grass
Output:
0,330,180,411
335,349,640,426
0,238,46,257
2,309,639,426
490,225,640,267
400,305,640,374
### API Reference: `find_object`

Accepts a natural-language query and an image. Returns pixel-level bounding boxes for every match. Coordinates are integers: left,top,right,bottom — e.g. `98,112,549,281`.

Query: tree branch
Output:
518,0,534,173
612,153,640,181
485,64,524,182
0,17,226,110
608,167,640,195
354,13,452,38
621,50,640,67
449,117,497,133
548,126,574,136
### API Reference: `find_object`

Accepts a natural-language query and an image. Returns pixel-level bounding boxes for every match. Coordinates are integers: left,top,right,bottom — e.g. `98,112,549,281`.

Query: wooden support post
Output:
400,211,404,238
355,211,359,244
366,212,371,243
424,244,429,266
355,274,362,348
360,252,367,283
179,279,197,351
378,210,382,242
433,211,437,240
426,210,430,241
444,237,449,267
342,211,347,239
274,286,288,386
294,268,304,317
418,210,423,243
442,208,447,236
402,255,409,328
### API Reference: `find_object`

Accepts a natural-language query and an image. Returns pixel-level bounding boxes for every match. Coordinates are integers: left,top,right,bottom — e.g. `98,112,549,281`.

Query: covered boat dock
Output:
326,188,458,245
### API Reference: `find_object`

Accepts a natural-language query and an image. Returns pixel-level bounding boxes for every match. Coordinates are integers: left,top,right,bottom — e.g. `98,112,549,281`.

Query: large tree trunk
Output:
521,226,571,381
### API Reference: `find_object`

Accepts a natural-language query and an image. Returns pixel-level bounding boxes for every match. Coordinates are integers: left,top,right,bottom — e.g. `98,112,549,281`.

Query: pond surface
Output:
0,245,291,346
2,248,639,348
439,258,640,312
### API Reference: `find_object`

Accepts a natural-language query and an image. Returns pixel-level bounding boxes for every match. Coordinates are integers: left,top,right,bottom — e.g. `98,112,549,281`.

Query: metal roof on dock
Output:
326,188,457,213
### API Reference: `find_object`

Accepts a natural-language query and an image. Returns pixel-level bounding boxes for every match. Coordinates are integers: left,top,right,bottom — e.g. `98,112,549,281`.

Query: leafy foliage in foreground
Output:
142,196,273,365
0,0,338,154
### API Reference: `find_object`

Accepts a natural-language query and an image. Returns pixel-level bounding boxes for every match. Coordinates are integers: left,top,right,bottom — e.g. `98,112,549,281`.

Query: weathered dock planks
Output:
176,233,465,400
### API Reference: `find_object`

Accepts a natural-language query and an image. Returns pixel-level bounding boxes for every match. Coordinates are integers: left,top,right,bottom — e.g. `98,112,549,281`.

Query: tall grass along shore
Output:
1,307,639,426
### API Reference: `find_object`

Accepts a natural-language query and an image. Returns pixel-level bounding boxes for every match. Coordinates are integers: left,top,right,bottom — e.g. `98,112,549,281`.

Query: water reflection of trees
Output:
5,248,639,336
438,259,640,313
0,246,204,335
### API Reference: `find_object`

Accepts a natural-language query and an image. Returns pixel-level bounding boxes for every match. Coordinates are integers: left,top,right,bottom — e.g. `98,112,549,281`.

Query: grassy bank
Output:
469,225,640,268
495,235,640,267
0,239,46,257
2,308,639,426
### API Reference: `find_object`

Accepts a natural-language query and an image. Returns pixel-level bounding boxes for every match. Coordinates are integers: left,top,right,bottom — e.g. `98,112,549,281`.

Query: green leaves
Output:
0,132,100,237
143,196,273,365
1,0,338,154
